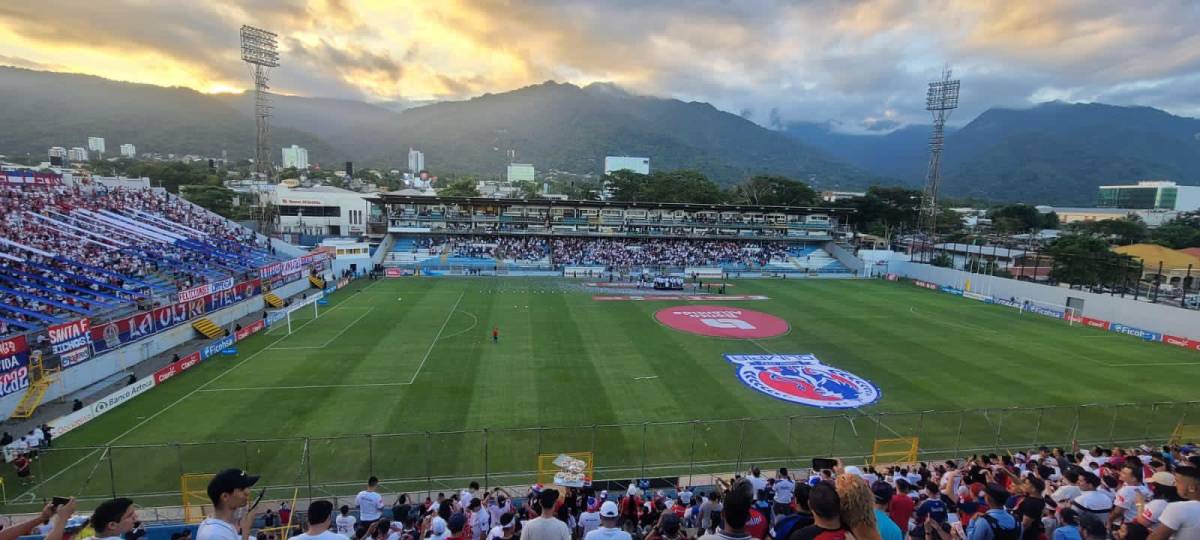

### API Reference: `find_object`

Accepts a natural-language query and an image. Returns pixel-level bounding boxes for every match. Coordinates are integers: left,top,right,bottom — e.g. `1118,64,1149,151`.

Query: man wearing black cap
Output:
292,501,345,540
964,484,1017,540
199,468,261,540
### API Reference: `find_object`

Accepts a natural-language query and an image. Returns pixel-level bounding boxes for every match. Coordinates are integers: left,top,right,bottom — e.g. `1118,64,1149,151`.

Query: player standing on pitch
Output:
492,327,499,344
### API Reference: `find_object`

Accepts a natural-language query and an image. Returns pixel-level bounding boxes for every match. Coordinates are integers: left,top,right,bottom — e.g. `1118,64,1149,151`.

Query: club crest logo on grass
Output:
654,305,789,339
725,354,881,408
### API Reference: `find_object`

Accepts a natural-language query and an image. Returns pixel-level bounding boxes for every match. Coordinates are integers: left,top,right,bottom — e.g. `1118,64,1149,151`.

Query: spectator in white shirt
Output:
584,502,631,540
1072,472,1114,524
358,477,386,524
1149,464,1200,540
292,501,346,540
198,469,260,540
773,468,797,521
521,489,571,540
1111,461,1152,529
335,505,357,539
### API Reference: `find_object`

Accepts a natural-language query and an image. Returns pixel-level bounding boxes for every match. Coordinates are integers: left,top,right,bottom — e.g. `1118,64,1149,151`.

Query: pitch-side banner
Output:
0,336,30,399
1,170,63,186
177,277,235,303
49,318,93,369
153,351,201,384
260,251,330,280
91,279,261,354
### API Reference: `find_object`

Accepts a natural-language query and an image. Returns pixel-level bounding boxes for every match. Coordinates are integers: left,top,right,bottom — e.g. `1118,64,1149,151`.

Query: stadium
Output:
1,174,1198,537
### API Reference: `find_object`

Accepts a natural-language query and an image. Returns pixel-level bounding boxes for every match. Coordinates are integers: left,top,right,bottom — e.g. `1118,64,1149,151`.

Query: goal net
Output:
267,292,325,336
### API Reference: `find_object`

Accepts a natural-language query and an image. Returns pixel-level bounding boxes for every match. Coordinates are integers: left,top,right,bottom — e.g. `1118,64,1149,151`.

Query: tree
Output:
1149,211,1200,249
733,175,817,206
606,169,724,204
1045,234,1138,287
842,186,923,238
180,185,236,218
1068,217,1148,245
930,253,954,268
439,178,480,197
989,204,1042,233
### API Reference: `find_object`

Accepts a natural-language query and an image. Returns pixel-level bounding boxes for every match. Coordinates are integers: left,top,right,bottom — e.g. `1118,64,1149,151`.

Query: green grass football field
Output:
4,277,1199,512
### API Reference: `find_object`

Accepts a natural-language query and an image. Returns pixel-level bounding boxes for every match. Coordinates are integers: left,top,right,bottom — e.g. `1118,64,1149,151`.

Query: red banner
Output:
235,320,265,342
1,170,63,186
49,318,93,368
1164,335,1200,351
91,278,262,355
260,251,331,280
913,279,939,290
1081,317,1111,330
385,268,404,277
0,335,30,398
153,351,201,384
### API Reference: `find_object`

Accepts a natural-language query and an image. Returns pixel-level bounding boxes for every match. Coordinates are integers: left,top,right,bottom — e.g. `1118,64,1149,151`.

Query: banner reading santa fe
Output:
725,354,882,408
654,305,789,339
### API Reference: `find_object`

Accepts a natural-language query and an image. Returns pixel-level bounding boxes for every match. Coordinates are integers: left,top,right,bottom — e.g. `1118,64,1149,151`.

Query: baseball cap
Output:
1148,471,1176,486
206,468,260,506
679,491,692,504
499,513,515,529
872,481,895,504
430,517,448,536
843,466,864,478
448,513,467,534
600,501,619,518
389,522,403,531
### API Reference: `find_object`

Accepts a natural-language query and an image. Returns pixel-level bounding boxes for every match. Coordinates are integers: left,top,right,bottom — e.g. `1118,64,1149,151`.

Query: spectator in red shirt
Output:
889,479,915,533
744,506,768,539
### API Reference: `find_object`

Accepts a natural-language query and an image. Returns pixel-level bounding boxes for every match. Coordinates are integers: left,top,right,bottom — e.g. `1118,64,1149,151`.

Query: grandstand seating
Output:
0,184,286,338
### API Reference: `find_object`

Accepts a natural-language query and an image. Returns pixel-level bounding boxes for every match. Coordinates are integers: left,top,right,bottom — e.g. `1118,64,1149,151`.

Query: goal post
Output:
267,291,325,336
870,437,919,467
181,473,215,524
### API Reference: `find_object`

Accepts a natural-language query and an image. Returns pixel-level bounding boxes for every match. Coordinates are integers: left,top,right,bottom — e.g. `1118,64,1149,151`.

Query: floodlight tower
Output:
240,25,279,179
915,67,960,262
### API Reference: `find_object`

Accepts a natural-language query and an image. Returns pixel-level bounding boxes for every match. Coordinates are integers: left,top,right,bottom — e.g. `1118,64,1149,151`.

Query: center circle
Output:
654,305,789,339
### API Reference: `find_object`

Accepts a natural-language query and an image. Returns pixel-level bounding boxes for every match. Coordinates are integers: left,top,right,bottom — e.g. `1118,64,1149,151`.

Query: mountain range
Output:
3,66,1200,205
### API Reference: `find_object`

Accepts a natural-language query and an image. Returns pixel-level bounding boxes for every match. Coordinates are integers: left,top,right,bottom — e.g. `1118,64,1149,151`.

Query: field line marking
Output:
407,290,466,384
748,339,902,438
200,382,413,392
437,310,479,341
908,306,999,334
269,307,375,350
1102,361,1200,367
13,448,102,501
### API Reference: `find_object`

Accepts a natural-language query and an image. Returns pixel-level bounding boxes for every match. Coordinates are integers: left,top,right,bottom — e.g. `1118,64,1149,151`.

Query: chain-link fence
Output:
4,401,1198,513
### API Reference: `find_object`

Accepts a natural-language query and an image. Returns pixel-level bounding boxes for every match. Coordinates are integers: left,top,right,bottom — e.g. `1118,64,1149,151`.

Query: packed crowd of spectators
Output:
16,443,1198,540
0,184,278,336
550,239,790,268
425,237,550,262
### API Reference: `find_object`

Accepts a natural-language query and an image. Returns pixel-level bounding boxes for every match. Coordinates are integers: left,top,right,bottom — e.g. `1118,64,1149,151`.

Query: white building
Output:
407,148,425,173
271,184,373,240
281,145,309,169
604,156,650,175
87,137,106,155
507,163,535,183
67,147,89,162
48,147,67,160
318,238,372,277
119,144,136,158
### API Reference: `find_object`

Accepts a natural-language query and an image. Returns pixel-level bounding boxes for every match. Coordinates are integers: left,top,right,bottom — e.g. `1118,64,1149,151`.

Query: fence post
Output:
872,413,882,443
1033,408,1045,446
1070,406,1081,444
483,428,489,490
640,423,648,480
591,425,598,460
1143,404,1159,442
243,440,250,472
425,432,432,499
306,437,313,499
368,435,375,477
830,417,839,457
786,417,795,470
688,421,698,484
175,443,184,478
107,447,117,499
537,426,543,457
735,418,748,473
1107,406,1119,443
994,409,1005,450
953,410,965,455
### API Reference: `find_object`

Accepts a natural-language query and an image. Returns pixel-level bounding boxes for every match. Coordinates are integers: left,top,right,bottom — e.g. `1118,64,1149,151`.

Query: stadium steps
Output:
12,354,57,419
309,276,325,289
264,293,284,308
192,317,225,339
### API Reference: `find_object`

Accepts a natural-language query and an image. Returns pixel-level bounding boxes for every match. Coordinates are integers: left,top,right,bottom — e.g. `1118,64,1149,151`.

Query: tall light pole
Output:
240,25,280,238
916,67,960,262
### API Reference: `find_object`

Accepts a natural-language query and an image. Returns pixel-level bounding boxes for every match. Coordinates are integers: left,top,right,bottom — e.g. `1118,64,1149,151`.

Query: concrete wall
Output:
823,241,865,273
888,261,1200,340
0,279,312,417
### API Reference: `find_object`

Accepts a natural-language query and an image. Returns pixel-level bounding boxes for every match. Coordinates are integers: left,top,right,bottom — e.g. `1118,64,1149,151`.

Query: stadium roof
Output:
1113,244,1200,270
933,242,1026,258
366,194,853,214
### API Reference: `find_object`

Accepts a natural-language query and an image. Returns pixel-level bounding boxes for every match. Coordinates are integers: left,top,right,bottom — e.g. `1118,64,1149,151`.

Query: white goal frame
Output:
269,292,325,335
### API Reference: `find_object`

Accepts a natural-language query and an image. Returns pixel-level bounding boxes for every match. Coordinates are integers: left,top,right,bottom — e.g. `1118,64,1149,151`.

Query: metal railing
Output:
3,401,1196,512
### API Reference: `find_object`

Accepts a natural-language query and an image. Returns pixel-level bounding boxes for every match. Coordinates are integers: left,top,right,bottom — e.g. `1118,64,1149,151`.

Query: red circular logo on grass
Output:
654,305,789,339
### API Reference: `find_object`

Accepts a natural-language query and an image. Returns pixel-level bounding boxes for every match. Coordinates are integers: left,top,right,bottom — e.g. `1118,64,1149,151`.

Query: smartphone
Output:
812,458,837,471
52,496,70,507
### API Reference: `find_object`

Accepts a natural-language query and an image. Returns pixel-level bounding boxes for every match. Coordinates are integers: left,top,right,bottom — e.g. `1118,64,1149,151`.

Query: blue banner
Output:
1109,323,1163,342
939,286,964,296
201,335,236,360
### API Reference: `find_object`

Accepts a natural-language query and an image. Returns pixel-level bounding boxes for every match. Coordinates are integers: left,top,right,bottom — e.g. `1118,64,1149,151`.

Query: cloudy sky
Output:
3,0,1200,133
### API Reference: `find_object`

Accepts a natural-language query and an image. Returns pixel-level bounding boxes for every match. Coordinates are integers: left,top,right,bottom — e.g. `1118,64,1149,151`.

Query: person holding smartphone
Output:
199,468,262,540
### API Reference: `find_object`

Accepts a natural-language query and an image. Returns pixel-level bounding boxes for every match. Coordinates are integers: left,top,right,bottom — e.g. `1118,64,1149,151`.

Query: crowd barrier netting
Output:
2,401,1197,513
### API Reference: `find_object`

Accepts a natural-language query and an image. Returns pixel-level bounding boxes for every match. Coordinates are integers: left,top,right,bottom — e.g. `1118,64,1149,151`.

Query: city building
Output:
1097,180,1200,212
506,163,535,183
318,238,372,277
48,147,67,164
67,147,89,162
1046,207,1178,228
87,136,106,155
820,191,866,203
281,145,309,169
604,156,650,175
119,144,136,158
271,184,374,241
1113,244,1200,288
407,148,424,173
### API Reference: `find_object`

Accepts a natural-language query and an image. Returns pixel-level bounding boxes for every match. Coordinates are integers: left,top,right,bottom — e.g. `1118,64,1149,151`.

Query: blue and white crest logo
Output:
725,354,881,408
